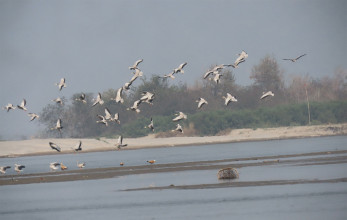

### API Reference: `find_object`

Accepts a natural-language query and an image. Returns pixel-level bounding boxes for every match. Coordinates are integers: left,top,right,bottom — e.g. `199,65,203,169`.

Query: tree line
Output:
37,55,347,138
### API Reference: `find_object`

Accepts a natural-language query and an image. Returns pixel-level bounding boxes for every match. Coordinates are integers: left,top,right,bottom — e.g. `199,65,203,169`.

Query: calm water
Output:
1,136,347,219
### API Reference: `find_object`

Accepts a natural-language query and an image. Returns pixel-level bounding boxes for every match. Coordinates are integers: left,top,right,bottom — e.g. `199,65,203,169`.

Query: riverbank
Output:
0,123,346,158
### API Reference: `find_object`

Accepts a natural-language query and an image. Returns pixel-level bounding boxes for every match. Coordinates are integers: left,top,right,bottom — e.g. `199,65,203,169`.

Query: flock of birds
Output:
1,52,306,174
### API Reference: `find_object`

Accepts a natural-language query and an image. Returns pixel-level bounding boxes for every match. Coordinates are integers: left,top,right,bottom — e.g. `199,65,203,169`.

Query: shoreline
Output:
0,123,346,158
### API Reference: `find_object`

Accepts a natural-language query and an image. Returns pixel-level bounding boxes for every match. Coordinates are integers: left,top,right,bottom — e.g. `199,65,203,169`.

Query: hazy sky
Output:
0,0,346,139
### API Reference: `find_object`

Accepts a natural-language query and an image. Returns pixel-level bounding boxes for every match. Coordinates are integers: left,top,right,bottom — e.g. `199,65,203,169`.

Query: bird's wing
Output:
105,108,112,118
296,54,306,60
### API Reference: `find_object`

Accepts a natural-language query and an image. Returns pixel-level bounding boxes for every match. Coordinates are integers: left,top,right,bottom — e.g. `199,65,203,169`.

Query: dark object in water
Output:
217,168,239,179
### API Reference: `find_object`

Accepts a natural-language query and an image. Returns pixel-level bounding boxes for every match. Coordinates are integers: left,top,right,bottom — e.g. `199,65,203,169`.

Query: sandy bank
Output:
0,123,346,157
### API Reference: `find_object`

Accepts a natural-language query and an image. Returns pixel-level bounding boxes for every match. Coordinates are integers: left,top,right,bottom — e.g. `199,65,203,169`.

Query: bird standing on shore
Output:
0,166,11,174
60,163,68,170
147,160,156,164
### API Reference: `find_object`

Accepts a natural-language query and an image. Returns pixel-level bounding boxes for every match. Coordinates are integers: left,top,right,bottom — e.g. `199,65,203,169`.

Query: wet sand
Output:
1,149,346,187
0,123,346,158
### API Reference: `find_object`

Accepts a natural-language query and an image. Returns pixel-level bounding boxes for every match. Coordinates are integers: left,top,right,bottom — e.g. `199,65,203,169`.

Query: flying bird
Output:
52,97,63,105
73,141,82,151
0,166,11,174
162,72,176,79
3,103,16,112
14,164,25,173
140,91,155,105
113,113,120,124
28,113,39,121
211,72,223,84
172,124,183,133
196,98,208,109
145,117,154,132
112,87,124,103
222,93,238,106
116,136,127,149
56,78,67,91
104,108,113,121
172,112,187,122
17,99,27,111
231,50,248,68
96,115,108,126
260,91,274,100
129,59,143,70
127,100,142,113
92,93,104,106
173,62,187,74
50,162,60,171
51,119,63,131
75,93,87,103
77,161,86,168
283,54,306,62
49,142,61,152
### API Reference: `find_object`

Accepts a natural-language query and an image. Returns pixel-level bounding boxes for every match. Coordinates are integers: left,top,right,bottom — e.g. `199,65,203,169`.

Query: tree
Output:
250,55,284,91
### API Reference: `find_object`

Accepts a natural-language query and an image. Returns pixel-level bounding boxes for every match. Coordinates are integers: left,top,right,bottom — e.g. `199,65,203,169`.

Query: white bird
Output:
196,98,208,109
14,164,25,173
260,91,274,100
129,59,143,70
172,124,183,133
145,117,154,132
123,81,133,91
104,108,113,121
140,91,155,105
162,72,176,79
173,62,187,74
113,113,120,124
73,140,82,151
3,103,16,112
96,115,108,126
17,99,27,111
51,119,63,131
0,166,11,174
210,72,223,84
112,87,124,103
50,162,60,171
49,142,61,152
232,50,248,68
116,136,127,149
92,93,104,107
283,54,306,62
28,113,39,121
52,97,64,105
223,93,238,106
172,112,187,122
75,93,87,103
127,100,142,113
56,78,67,91
77,161,86,168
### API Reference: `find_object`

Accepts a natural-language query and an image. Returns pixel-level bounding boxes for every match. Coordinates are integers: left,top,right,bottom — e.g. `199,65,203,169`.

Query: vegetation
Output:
38,55,347,138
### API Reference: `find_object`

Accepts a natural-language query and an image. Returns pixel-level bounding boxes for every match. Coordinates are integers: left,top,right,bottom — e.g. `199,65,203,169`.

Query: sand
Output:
0,123,346,158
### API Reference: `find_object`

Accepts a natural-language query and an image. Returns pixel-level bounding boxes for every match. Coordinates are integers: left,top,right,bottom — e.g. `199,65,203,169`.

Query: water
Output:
0,136,347,219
